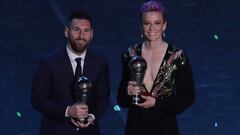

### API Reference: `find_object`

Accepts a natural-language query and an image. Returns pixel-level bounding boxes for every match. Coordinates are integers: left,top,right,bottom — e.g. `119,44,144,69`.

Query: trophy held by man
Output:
74,76,93,124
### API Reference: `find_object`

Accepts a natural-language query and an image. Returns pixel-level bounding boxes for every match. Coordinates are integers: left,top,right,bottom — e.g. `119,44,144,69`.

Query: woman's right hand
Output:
127,81,141,95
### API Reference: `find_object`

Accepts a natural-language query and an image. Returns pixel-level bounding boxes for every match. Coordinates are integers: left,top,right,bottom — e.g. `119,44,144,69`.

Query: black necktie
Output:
75,57,82,78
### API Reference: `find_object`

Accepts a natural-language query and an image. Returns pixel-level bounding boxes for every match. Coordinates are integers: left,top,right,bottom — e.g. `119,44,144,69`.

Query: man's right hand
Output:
70,114,93,128
67,103,88,118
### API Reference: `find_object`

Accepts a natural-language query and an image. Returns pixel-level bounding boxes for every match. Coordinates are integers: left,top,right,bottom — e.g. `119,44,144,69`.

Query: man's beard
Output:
69,38,89,53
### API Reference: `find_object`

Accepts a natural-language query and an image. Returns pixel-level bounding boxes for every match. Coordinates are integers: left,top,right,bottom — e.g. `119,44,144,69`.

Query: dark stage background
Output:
0,0,240,135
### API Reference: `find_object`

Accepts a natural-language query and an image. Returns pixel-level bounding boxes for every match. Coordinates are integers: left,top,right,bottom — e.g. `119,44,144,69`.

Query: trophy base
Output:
79,117,87,124
132,95,144,105
132,101,140,105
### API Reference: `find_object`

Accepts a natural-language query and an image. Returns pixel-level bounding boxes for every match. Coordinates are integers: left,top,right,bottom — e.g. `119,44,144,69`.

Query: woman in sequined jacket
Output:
117,1,195,135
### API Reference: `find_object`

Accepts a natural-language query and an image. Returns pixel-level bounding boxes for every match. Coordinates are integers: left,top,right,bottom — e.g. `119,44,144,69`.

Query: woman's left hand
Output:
137,95,156,109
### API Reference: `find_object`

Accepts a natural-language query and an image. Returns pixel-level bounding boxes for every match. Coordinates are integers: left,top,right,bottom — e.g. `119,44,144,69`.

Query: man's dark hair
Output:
68,10,92,27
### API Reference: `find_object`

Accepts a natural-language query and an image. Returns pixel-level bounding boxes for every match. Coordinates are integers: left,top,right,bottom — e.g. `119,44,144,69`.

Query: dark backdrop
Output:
0,0,239,135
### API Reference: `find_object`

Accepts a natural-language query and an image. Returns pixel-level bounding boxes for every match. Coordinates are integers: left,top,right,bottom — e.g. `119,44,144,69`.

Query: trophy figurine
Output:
74,76,92,123
129,55,147,104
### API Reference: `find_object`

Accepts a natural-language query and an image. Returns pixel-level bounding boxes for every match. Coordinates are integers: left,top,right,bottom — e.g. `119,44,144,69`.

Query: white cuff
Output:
65,106,70,117
88,114,95,121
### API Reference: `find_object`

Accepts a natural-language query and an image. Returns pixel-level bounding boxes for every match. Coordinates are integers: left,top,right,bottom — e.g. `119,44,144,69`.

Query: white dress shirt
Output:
66,46,86,75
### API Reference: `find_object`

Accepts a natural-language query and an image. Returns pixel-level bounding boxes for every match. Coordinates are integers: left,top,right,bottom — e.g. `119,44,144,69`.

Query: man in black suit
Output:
31,10,110,135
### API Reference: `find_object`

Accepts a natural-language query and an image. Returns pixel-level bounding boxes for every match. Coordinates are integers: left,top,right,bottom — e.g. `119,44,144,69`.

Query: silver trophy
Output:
129,55,147,104
75,76,92,123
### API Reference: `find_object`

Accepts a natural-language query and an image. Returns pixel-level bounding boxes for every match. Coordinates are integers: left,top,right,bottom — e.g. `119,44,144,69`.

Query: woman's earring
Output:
141,34,144,38
163,31,166,38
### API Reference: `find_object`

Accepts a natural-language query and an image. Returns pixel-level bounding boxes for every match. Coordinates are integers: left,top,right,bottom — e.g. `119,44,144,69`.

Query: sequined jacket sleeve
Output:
154,53,195,116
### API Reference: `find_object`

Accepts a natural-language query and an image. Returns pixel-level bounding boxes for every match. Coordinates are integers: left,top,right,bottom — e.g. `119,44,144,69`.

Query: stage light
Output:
16,112,22,117
214,34,219,40
113,105,121,111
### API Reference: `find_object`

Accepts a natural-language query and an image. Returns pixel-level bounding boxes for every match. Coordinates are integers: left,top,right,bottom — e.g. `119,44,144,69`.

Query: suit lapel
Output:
62,48,75,80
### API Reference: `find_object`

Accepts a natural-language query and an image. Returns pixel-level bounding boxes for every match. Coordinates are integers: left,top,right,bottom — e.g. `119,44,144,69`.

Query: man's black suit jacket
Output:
31,48,110,135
